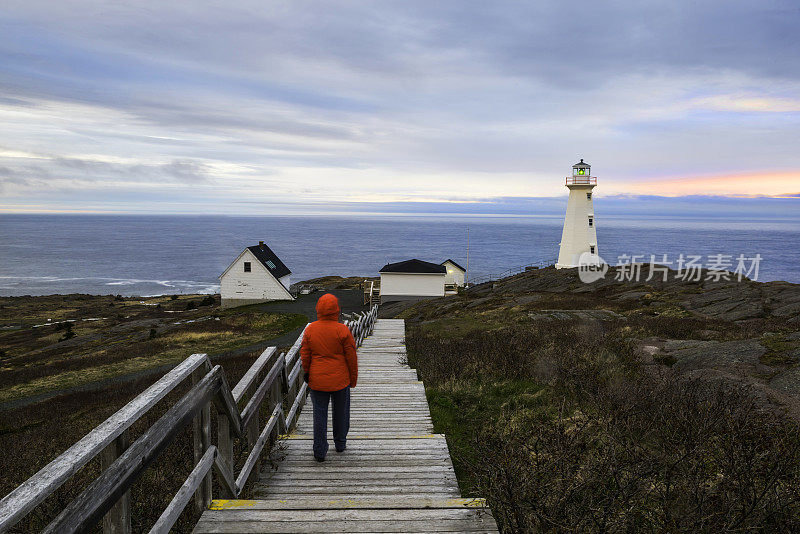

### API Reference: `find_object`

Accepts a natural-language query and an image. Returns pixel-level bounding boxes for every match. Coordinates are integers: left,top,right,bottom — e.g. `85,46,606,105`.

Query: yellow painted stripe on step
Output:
209,500,256,510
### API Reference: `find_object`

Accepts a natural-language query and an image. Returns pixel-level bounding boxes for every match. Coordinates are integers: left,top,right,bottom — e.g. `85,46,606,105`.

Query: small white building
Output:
379,259,446,304
219,241,293,308
556,159,599,268
441,259,466,288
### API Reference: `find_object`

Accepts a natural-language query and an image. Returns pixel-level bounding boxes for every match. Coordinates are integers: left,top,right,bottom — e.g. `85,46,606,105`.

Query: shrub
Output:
407,325,800,532
58,324,76,342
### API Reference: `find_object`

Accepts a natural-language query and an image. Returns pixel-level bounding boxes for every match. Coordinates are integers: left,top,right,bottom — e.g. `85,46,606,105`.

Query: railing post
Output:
100,429,131,534
245,365,268,486
270,369,285,436
192,369,212,512
215,413,235,498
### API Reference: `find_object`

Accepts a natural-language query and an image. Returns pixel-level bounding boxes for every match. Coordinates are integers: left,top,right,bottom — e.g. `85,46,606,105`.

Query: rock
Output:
682,285,766,321
773,301,800,318
613,291,649,301
528,309,624,322
665,339,768,376
769,366,800,395
465,297,492,309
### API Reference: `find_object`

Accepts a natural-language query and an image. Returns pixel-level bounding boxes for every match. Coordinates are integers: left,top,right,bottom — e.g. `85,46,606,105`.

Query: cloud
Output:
0,151,212,192
0,1,798,212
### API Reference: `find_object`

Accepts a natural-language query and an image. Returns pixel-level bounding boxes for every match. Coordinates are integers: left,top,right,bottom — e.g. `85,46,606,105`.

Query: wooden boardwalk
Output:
194,319,498,533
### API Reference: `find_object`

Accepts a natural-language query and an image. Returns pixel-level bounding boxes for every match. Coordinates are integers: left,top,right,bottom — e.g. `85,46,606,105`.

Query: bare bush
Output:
407,325,800,532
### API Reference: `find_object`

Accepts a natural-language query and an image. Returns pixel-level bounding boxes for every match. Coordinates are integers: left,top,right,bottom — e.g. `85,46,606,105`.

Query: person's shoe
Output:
336,445,346,453
314,455,325,462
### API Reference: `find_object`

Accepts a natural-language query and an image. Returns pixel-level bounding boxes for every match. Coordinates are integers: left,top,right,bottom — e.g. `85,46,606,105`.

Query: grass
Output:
404,310,800,532
425,379,548,495
0,296,306,404
0,294,310,533
0,349,268,533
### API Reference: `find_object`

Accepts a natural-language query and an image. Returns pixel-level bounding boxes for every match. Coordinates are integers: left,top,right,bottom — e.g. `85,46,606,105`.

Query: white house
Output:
219,241,293,308
556,159,599,268
379,259,446,304
441,259,466,288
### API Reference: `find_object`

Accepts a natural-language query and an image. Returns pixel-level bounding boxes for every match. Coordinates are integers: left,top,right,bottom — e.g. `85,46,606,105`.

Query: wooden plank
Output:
240,353,285,429
284,324,308,368
234,404,282,492
194,520,496,533
253,490,461,498
284,382,307,428
198,508,491,521
260,459,455,468
192,369,212,514
264,465,454,473
213,451,238,500
231,347,276,403
0,353,210,531
207,497,487,510
265,473,455,482
275,442,448,451
149,446,216,534
283,433,442,440
42,366,225,534
100,429,131,534
275,454,449,463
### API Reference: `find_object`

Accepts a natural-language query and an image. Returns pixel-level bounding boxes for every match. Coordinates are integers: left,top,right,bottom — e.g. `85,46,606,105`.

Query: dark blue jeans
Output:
310,387,350,458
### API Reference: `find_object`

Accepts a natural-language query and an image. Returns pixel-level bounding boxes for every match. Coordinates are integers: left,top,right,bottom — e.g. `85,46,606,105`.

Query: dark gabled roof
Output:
573,158,590,168
379,259,446,274
246,242,291,279
441,259,466,272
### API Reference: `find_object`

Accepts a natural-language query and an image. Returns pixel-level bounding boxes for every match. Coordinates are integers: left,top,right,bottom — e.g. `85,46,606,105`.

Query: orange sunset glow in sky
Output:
609,171,800,198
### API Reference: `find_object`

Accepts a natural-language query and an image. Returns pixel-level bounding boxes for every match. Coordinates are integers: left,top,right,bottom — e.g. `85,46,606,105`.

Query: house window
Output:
588,217,593,227
586,192,592,200
243,262,251,272
266,260,276,269
590,245,595,254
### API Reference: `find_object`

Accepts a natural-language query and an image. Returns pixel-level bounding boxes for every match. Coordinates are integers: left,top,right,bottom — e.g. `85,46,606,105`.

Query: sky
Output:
0,0,799,216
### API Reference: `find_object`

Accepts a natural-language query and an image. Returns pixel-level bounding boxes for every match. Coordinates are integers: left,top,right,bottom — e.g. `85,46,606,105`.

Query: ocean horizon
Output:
0,213,798,297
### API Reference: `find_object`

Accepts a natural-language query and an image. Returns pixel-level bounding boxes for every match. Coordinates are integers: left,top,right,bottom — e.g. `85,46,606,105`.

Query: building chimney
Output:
259,241,264,246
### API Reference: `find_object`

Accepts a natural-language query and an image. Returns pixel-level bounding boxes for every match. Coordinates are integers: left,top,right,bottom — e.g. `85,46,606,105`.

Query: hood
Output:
316,293,340,321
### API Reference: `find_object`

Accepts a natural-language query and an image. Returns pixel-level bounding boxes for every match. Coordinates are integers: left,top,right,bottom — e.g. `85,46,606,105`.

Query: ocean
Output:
0,214,798,296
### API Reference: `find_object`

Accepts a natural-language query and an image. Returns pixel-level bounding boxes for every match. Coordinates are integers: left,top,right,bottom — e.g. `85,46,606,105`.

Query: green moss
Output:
760,333,798,366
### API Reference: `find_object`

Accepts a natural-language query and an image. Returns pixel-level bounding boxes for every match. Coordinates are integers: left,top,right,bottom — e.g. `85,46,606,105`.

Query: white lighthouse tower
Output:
556,159,598,268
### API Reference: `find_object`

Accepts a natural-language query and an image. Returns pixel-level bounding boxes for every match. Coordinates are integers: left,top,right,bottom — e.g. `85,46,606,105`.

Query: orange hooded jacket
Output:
300,294,358,392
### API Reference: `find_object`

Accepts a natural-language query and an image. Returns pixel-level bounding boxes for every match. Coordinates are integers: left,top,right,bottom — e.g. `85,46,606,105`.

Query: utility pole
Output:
465,227,470,286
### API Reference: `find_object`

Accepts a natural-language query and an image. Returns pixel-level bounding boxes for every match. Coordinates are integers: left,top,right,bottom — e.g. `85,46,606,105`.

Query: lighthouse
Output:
556,159,598,268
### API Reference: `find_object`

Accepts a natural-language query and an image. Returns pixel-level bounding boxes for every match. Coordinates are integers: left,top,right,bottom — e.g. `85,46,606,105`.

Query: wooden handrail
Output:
231,346,276,403
0,353,211,530
0,304,379,534
42,366,229,533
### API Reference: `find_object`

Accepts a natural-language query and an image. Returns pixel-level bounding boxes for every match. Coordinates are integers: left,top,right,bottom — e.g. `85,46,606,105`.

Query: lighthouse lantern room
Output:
556,159,599,268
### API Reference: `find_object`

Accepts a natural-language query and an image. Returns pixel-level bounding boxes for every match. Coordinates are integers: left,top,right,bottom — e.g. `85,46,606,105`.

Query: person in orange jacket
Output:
300,293,358,461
